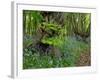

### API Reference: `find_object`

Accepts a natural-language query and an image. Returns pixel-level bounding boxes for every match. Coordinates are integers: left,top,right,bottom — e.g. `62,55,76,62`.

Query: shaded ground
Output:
76,50,91,66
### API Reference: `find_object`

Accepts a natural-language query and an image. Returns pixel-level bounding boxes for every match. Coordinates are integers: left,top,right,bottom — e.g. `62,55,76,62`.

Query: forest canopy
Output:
23,10,91,69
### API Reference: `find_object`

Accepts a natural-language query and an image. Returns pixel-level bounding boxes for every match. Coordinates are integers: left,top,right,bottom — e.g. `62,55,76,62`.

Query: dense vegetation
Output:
23,10,91,69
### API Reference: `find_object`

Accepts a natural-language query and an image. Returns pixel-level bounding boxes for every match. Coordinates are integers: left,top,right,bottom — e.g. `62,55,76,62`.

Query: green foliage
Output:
60,36,89,57
23,36,90,69
23,10,91,69
31,11,43,31
42,22,61,31
64,13,91,37
23,10,43,36
23,35,33,48
41,37,63,47
40,23,66,47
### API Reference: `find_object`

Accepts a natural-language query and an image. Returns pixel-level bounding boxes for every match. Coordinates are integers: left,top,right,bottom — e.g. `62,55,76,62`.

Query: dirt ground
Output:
76,50,91,66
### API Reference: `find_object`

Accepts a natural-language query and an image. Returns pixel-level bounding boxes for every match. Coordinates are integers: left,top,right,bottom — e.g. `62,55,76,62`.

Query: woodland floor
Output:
76,50,91,66
23,39,91,69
